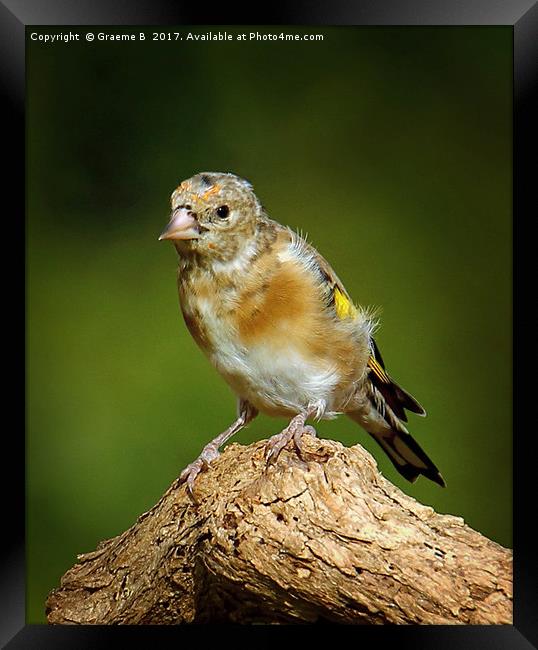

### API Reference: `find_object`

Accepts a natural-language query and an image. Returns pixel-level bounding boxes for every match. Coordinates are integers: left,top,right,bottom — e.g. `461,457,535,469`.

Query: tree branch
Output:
46,435,512,624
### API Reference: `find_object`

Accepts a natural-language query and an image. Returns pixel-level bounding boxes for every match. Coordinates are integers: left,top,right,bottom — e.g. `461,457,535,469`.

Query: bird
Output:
159,171,445,496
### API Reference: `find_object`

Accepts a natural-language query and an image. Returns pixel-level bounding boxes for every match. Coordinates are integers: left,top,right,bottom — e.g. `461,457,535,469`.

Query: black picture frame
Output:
4,0,535,646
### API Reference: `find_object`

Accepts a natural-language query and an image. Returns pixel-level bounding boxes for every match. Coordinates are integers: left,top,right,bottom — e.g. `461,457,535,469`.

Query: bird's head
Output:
159,172,261,263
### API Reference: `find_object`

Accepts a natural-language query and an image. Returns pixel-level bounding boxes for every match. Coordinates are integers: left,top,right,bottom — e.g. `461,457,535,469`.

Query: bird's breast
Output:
177,259,367,417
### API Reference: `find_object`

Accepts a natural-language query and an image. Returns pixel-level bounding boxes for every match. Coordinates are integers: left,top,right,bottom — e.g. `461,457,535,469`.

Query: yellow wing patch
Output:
334,286,358,320
367,355,391,384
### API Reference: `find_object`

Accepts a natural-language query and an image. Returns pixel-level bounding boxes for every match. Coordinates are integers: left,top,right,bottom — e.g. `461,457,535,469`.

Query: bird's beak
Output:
158,208,199,241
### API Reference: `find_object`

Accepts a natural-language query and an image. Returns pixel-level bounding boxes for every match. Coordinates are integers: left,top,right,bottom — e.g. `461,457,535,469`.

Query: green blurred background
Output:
27,26,512,623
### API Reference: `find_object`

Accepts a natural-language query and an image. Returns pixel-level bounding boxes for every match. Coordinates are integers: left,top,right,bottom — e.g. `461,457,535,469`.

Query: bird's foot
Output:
179,443,220,499
265,420,317,464
178,405,258,502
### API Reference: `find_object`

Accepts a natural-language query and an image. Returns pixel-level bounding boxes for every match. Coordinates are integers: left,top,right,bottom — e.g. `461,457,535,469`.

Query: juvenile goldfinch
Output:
159,172,445,495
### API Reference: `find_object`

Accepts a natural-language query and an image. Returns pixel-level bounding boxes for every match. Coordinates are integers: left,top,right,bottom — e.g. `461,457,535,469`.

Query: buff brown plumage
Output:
159,172,445,496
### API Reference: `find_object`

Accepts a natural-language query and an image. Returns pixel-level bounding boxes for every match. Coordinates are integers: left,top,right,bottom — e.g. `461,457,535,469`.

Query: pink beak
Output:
158,208,199,241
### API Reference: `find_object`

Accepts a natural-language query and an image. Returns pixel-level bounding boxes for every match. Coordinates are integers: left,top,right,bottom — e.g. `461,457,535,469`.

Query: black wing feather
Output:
368,338,426,423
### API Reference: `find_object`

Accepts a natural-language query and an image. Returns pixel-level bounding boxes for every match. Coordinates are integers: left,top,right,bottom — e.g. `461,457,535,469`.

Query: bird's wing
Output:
283,228,426,423
316,254,360,320
284,227,362,321
366,337,426,423
286,228,425,422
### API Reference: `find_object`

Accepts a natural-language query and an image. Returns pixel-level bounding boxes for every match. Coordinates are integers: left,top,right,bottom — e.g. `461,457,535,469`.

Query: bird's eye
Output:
216,205,229,219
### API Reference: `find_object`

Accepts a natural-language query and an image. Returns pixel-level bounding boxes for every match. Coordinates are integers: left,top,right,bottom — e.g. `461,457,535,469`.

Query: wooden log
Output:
46,435,512,624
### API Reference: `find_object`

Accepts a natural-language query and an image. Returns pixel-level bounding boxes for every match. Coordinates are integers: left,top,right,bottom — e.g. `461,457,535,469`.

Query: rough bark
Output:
46,435,512,625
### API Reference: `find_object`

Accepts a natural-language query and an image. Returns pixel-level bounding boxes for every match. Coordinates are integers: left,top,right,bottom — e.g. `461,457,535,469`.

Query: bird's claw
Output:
179,444,221,499
264,431,291,463
265,424,317,464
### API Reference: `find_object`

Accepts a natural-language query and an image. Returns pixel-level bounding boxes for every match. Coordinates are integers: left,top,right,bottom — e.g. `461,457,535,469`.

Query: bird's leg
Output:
265,402,324,463
180,399,257,497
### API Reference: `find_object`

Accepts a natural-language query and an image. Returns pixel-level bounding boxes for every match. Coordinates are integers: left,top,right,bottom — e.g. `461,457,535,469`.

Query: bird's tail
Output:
348,399,445,488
